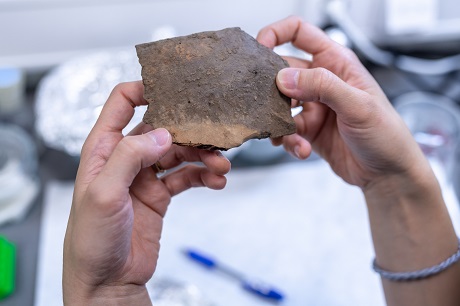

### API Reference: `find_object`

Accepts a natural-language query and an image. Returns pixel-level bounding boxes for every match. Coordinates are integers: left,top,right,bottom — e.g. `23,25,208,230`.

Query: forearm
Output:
364,162,460,306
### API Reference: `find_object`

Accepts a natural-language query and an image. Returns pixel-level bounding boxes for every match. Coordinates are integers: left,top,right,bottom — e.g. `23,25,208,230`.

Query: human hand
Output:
256,17,460,306
63,81,231,305
257,16,432,190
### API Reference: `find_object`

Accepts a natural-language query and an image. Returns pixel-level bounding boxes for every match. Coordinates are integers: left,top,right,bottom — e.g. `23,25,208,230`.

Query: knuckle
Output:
116,136,151,167
362,94,380,118
117,136,144,157
350,93,379,126
340,46,358,61
287,14,304,24
109,82,139,107
312,67,335,100
111,82,129,95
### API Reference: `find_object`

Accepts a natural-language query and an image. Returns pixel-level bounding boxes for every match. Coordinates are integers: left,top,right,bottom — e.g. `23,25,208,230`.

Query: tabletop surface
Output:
30,156,460,306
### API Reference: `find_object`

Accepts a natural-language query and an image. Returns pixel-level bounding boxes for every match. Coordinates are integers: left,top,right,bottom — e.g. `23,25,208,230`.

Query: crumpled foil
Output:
147,277,216,306
35,49,145,156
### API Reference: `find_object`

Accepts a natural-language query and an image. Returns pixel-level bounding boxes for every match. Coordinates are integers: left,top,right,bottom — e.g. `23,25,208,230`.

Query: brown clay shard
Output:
136,27,296,150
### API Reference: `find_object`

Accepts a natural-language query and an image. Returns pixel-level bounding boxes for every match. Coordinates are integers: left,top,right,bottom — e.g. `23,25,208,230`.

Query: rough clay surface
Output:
136,27,296,150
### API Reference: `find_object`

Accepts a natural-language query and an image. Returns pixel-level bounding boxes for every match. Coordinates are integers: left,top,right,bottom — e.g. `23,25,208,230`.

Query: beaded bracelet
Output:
372,238,460,281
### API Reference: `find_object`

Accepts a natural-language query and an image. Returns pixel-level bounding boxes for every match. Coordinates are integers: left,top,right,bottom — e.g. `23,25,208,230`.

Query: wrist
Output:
362,155,439,206
363,157,458,272
63,278,151,306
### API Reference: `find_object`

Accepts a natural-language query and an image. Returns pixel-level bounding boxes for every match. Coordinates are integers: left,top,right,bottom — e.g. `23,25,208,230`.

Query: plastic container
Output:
0,124,39,225
394,91,460,181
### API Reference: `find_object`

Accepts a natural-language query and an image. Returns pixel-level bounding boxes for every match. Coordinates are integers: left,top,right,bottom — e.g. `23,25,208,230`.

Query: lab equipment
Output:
183,248,285,302
333,0,460,53
0,67,24,114
0,236,15,299
327,0,460,75
394,91,460,182
0,124,39,225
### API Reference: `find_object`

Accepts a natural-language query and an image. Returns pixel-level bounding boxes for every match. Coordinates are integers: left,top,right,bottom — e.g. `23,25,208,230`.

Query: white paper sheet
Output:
35,159,460,306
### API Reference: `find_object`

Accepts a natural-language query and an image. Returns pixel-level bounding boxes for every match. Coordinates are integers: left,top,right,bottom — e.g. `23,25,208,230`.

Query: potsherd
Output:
136,27,296,150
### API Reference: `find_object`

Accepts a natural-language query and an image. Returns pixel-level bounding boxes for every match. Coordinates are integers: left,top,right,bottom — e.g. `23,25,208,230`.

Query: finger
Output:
127,122,154,136
257,16,370,77
277,68,374,126
130,168,172,217
96,128,172,191
271,137,284,147
271,132,311,159
158,147,231,176
291,100,303,108
257,16,331,54
92,81,146,135
162,164,227,197
199,150,231,175
257,16,303,48
283,56,312,69
281,133,312,160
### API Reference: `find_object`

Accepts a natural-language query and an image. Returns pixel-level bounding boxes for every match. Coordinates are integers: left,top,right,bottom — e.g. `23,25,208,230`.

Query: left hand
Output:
256,16,426,189
63,81,231,305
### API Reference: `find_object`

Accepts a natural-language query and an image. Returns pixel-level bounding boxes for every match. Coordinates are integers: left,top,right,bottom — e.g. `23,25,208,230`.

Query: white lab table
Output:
34,157,460,306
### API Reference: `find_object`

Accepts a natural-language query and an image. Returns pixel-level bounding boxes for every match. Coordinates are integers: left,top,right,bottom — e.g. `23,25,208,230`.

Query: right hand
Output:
63,81,230,305
257,16,430,190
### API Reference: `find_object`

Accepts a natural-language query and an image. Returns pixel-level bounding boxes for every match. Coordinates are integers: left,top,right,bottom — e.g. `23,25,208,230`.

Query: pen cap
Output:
242,279,284,301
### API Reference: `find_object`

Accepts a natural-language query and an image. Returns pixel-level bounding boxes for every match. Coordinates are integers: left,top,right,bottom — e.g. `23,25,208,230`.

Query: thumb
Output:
99,128,172,190
277,68,372,124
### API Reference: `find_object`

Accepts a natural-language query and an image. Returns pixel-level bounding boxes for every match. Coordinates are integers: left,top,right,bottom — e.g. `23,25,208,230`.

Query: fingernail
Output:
294,146,301,159
278,68,299,90
148,128,171,146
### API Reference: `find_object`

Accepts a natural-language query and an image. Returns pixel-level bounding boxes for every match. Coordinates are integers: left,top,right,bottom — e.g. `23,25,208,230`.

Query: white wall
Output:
0,0,329,71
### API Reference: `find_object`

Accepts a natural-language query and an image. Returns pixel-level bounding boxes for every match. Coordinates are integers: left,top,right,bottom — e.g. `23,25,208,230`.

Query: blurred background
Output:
1,0,460,305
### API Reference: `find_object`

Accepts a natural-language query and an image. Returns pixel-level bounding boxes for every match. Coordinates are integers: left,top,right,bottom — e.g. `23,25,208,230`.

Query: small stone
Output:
136,27,296,150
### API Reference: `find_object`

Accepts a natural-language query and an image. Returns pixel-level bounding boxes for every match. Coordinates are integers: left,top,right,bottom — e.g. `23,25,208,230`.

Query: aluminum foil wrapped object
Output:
35,50,144,156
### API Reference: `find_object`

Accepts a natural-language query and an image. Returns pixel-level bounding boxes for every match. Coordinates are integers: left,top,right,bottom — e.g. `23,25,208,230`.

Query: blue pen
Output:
183,248,285,302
